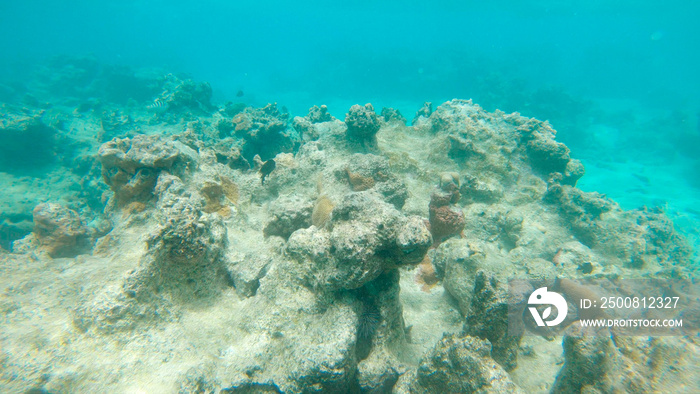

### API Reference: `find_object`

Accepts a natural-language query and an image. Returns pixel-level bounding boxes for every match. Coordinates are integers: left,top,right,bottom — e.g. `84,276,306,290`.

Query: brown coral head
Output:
429,204,465,243
345,168,375,191
312,195,334,228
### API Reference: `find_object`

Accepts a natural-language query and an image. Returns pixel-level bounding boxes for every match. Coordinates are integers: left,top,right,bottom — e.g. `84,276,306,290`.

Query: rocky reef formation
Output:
292,104,337,141
396,333,522,393
345,103,381,149
98,134,197,207
380,107,407,125
31,203,89,258
76,173,230,333
218,102,298,161
412,101,432,126
287,190,432,291
0,67,697,394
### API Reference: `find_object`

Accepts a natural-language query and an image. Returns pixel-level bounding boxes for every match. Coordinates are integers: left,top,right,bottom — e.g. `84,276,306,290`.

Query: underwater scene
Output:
1,1,699,393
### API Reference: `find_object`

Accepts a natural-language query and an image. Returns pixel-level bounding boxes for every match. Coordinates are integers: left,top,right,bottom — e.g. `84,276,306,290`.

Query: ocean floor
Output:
1,59,699,393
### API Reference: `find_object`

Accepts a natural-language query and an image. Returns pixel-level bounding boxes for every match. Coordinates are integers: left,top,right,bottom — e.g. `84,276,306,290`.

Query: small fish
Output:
260,159,276,184
147,98,168,113
236,90,244,97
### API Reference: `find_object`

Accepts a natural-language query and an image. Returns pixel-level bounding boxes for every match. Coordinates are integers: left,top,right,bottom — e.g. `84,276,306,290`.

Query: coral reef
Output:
0,68,697,393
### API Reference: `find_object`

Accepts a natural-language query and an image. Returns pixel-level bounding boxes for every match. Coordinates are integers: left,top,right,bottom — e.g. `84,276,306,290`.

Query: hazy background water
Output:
1,0,699,238
2,1,699,112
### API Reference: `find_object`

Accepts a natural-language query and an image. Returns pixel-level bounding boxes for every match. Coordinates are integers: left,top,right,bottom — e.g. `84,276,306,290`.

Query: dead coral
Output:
380,107,406,125
98,134,194,207
307,104,335,123
439,172,460,192
345,103,381,148
98,109,132,142
412,101,433,126
213,145,250,170
155,73,215,115
229,103,294,161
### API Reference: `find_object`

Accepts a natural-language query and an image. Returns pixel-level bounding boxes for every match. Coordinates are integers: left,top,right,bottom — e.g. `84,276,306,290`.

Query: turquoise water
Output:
2,1,698,208
1,1,699,392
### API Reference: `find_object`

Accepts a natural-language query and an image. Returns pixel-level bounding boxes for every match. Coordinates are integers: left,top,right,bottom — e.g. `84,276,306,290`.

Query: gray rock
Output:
466,270,521,371
263,195,313,239
410,333,523,393
32,202,88,257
